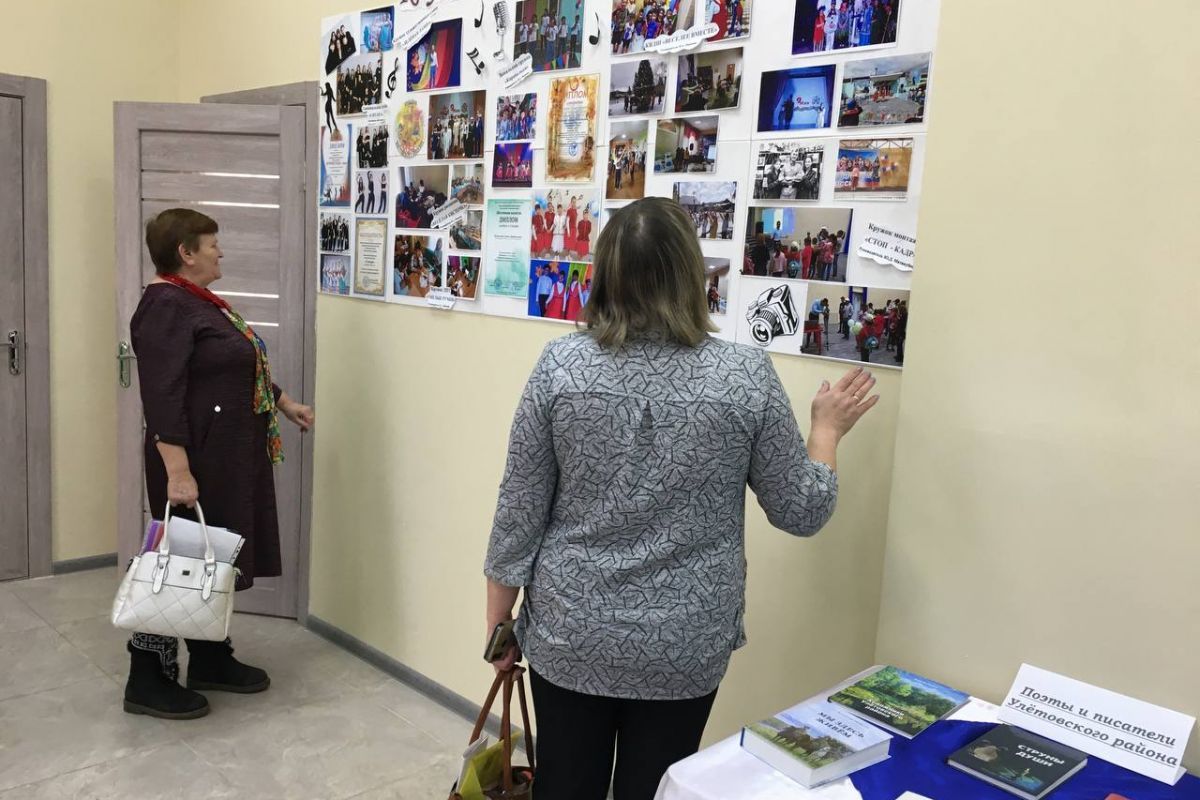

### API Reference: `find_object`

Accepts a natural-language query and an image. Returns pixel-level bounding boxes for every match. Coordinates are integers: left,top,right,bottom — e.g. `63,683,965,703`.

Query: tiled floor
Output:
0,569,475,798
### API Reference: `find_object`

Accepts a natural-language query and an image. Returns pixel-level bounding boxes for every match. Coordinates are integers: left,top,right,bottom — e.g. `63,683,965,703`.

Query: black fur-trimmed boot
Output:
185,638,270,693
123,637,210,720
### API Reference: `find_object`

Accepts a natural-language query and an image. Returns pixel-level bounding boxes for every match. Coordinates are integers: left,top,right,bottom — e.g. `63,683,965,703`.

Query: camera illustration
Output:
745,285,800,346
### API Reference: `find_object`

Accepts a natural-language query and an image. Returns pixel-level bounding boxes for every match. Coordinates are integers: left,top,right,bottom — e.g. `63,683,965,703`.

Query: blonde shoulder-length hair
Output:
583,197,717,349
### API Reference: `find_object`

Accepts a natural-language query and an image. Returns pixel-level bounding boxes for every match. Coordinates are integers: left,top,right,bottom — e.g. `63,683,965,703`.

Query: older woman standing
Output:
484,197,878,799
126,209,314,720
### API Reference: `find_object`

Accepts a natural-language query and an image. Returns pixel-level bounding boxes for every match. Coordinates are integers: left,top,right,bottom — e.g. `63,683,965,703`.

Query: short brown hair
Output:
144,208,218,274
583,197,716,349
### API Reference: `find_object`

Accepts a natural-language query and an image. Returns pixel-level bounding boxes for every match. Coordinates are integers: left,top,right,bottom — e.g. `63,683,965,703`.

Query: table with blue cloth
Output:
655,685,1200,800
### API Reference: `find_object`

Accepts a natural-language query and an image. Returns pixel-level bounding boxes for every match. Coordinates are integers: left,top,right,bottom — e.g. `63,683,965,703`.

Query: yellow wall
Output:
0,1,180,561
874,0,1200,772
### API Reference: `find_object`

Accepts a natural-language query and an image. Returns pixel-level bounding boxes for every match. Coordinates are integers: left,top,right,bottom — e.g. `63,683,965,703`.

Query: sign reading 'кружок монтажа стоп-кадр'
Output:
998,663,1196,785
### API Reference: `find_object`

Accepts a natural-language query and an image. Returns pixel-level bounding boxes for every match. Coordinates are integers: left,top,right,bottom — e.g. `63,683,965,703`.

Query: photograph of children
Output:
319,125,352,207
323,15,358,75
407,18,462,91
752,142,824,201
839,52,930,127
547,74,599,182
792,0,900,57
493,143,535,188
337,52,382,114
531,188,599,262
675,48,743,112
653,116,718,174
427,90,486,160
393,234,444,297
673,181,737,240
744,206,853,281
356,123,389,168
395,165,450,229
354,169,389,215
496,93,538,141
450,163,485,204
822,286,909,366
607,121,649,201
610,58,668,117
834,137,912,199
447,255,481,299
320,254,352,295
611,0,695,56
514,0,583,73
528,260,593,321
450,209,483,251
320,213,351,253
361,6,394,53
704,256,730,315
757,65,836,133
704,0,751,42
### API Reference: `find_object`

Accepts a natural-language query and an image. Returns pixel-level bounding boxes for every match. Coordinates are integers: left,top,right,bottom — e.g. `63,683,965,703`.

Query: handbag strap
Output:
465,667,535,791
160,501,215,565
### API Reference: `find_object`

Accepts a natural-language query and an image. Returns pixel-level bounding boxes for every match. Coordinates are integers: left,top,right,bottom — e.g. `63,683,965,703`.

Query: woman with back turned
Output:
483,197,879,799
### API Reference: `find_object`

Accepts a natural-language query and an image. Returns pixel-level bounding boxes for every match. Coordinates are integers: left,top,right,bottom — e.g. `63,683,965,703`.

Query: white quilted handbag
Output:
111,502,239,641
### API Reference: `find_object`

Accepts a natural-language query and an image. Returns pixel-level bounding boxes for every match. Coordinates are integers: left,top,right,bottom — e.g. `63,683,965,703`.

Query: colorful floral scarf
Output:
159,274,284,464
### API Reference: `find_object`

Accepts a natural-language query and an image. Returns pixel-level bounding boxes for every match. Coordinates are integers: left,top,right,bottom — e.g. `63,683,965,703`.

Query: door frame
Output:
0,73,50,579
201,82,318,623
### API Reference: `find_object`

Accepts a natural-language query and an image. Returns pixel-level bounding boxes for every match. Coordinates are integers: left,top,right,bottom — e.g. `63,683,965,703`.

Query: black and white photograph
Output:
337,51,382,115
353,168,388,215
395,165,450,229
672,181,737,240
609,58,668,117
752,142,824,200
675,48,744,112
355,123,388,168
320,212,351,253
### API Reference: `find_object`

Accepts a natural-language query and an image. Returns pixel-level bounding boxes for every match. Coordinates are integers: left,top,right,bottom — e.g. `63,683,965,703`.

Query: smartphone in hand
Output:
483,619,516,663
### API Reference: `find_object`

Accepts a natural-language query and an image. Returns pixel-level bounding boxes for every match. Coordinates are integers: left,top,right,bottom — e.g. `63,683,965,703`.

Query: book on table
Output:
740,701,892,788
947,723,1088,800
827,665,970,738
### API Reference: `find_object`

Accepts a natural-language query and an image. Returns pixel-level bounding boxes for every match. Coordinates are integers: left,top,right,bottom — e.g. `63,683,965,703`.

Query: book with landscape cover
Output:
947,724,1088,800
740,701,891,788
827,665,970,738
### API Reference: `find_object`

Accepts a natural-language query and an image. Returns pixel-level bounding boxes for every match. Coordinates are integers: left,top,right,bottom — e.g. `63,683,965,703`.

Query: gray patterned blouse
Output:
484,332,838,700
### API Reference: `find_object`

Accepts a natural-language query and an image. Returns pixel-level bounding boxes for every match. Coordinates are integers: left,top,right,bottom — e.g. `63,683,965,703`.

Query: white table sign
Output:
998,664,1195,785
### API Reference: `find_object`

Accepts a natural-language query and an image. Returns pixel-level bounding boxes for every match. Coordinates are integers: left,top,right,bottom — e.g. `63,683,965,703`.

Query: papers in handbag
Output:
454,735,490,792
156,510,244,564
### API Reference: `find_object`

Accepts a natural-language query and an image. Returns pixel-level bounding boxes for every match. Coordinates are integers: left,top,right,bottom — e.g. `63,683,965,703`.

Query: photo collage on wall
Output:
317,0,933,367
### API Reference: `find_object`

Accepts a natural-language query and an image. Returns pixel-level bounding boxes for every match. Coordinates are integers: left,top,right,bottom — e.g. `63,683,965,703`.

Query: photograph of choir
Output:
321,254,352,295
320,213,351,253
495,93,538,141
448,256,482,299
427,91,486,160
744,206,853,282
361,6,394,53
752,142,824,200
493,143,534,188
323,15,358,74
609,58,668,117
407,18,463,91
531,189,598,262
704,0,751,41
395,165,450,229
839,53,930,127
514,0,584,72
654,116,719,173
673,181,737,239
792,0,901,56
834,138,913,199
450,163,485,204
393,234,444,297
527,260,593,320
450,210,483,251
337,51,382,114
607,121,649,201
675,49,743,112
354,169,389,214
356,124,389,168
611,0,695,55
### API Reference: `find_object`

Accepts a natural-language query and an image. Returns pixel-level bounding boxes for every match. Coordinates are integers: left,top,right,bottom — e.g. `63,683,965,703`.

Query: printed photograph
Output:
323,14,358,75
704,256,730,315
818,286,908,366
361,6,394,53
395,165,450,229
839,52,930,127
450,162,485,204
675,48,743,112
320,212,351,253
609,58,669,117
704,0,751,42
531,188,599,262
493,143,535,188
528,260,593,320
606,120,649,201
757,65,836,133
547,74,599,182
514,0,584,72
393,234,444,297
337,52,382,115
355,123,388,168
407,18,462,91
611,0,695,55
319,124,351,207
834,137,913,199
427,90,486,160
447,255,482,300
496,93,538,141
752,141,824,200
744,206,853,282
654,116,718,173
354,168,389,215
394,98,425,158
673,181,737,240
792,0,901,56
450,209,483,251
320,254,352,295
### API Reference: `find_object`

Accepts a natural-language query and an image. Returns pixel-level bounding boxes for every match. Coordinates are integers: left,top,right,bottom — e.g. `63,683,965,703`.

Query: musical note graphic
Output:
467,47,486,75
588,11,601,45
474,0,484,27
384,57,399,99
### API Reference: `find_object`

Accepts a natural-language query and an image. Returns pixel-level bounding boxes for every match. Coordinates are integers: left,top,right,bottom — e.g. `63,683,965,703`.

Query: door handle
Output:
117,340,137,388
6,330,19,376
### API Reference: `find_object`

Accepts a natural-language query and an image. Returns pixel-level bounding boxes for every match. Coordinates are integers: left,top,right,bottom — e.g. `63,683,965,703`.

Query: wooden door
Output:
115,102,306,617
